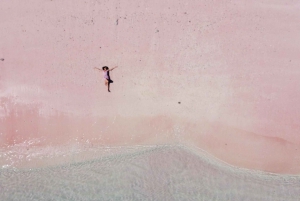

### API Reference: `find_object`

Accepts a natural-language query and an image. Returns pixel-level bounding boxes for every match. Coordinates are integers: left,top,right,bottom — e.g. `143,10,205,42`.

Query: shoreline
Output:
2,142,300,178
2,144,300,201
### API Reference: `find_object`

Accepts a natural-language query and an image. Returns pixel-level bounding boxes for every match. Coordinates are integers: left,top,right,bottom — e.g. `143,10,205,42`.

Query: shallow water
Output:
1,145,300,201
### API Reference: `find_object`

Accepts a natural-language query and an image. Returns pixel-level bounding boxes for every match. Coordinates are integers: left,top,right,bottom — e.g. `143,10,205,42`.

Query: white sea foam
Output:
1,145,300,200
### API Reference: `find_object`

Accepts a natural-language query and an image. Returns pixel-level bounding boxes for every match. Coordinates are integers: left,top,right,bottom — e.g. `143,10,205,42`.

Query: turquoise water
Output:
1,145,300,200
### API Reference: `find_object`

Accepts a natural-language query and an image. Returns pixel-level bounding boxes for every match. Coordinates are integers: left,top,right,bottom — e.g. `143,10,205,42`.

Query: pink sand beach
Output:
1,0,300,179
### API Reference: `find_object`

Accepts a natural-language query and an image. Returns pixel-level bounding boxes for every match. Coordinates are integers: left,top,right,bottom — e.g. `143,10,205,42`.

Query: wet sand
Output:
1,115,300,174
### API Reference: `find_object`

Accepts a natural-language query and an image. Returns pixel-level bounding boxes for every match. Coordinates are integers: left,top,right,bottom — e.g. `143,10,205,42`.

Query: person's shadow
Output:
107,71,114,83
107,71,114,92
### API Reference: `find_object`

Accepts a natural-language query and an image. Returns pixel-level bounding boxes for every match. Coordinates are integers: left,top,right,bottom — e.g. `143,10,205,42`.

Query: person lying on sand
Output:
94,66,118,92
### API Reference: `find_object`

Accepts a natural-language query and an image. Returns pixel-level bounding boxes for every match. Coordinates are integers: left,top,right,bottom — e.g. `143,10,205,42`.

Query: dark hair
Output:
102,66,109,70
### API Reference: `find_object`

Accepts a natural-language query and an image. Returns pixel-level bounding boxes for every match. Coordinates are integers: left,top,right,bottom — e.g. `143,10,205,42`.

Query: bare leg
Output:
105,79,110,92
104,80,110,92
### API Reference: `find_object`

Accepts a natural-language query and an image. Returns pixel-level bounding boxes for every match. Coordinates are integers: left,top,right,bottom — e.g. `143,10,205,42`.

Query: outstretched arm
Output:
94,67,101,71
108,66,118,71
